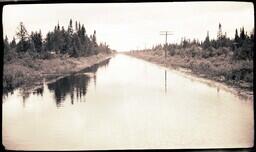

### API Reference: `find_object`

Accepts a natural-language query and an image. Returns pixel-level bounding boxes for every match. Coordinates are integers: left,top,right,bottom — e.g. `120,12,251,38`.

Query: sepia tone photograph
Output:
1,1,254,151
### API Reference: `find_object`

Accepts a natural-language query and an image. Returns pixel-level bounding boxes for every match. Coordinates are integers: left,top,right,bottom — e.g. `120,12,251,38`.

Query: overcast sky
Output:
3,2,254,52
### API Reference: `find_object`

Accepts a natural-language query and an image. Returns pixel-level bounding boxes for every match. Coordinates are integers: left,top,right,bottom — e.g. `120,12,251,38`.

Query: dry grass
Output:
3,52,113,93
127,50,253,92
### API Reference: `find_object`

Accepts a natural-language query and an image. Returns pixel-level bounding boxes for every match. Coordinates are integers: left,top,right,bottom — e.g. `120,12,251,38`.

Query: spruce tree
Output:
16,22,29,52
10,37,16,48
4,35,10,54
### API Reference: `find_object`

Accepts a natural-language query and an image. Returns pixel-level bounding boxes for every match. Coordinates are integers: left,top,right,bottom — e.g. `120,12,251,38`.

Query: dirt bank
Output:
3,53,114,93
125,51,253,100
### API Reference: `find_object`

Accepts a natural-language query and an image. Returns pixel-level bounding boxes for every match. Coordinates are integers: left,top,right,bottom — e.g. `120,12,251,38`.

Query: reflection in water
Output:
33,87,44,96
22,92,30,108
7,58,111,108
46,58,110,107
2,55,253,150
2,90,14,102
93,74,97,89
47,74,90,107
164,70,167,93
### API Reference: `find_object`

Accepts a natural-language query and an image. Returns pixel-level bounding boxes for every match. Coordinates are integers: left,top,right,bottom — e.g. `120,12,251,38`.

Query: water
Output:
2,54,254,150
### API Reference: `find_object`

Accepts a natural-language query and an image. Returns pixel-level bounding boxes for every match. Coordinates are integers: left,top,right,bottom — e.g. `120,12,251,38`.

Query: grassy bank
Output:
3,52,114,93
126,49,253,95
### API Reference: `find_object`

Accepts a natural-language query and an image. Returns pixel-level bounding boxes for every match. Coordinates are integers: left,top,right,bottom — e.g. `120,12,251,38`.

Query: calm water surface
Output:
2,54,254,150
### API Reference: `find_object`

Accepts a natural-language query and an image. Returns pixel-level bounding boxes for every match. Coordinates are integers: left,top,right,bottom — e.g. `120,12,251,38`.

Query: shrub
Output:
4,48,18,64
168,48,175,56
243,71,253,83
40,51,54,59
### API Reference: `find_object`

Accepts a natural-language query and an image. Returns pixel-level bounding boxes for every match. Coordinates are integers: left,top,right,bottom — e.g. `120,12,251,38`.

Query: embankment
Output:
3,53,114,93
125,51,253,98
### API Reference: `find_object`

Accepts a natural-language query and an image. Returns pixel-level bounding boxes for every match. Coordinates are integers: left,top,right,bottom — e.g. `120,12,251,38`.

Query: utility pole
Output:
160,31,173,94
160,31,173,60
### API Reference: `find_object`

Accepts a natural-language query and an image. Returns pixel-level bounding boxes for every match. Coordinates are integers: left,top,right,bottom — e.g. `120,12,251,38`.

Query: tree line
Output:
130,23,254,89
201,23,254,60
4,19,112,62
148,23,254,61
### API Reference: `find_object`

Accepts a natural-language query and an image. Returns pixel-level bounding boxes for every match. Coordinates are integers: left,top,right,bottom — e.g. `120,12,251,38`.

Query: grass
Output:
3,52,113,93
126,48,253,93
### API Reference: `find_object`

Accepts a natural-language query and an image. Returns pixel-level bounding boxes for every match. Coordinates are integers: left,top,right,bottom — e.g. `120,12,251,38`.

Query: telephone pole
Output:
160,31,173,60
160,31,173,94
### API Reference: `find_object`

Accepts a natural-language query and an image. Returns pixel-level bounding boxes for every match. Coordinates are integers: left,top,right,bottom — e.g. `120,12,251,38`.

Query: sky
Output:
2,2,254,52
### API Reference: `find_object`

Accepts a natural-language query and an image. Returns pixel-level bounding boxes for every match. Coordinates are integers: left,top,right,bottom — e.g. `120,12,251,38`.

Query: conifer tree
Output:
16,22,29,52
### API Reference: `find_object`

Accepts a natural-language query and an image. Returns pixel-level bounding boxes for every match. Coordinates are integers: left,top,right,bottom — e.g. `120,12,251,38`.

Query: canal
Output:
2,54,254,150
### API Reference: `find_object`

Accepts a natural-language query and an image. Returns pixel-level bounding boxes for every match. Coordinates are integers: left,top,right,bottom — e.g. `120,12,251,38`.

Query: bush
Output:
207,46,216,57
40,51,54,59
199,61,211,71
202,50,211,58
243,71,253,83
4,48,18,64
168,48,175,56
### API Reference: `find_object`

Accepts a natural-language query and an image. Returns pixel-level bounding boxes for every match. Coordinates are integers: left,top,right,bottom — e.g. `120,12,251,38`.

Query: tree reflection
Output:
47,58,110,107
33,87,44,96
47,74,90,107
21,91,30,108
3,58,111,107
